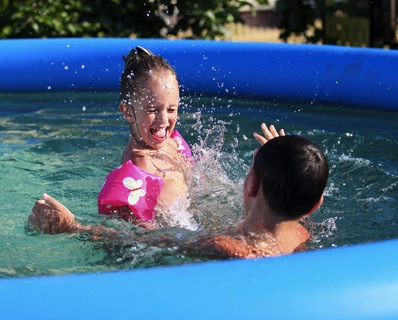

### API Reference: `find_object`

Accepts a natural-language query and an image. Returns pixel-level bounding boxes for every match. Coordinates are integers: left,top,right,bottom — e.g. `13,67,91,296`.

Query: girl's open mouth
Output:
150,127,168,141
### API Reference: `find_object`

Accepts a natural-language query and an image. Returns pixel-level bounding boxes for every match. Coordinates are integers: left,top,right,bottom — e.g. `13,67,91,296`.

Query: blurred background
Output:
1,0,397,48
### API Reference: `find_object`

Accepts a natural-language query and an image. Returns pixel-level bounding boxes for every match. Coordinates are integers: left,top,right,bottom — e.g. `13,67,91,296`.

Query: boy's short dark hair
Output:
120,46,177,103
253,135,329,220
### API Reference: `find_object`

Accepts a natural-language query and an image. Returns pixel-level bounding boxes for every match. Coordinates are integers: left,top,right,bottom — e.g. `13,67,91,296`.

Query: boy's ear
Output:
250,148,258,169
120,102,134,121
307,195,324,215
246,168,261,198
246,148,261,197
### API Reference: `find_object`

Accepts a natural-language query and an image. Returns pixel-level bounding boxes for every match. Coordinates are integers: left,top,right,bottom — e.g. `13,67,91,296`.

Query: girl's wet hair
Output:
120,46,177,103
254,135,329,220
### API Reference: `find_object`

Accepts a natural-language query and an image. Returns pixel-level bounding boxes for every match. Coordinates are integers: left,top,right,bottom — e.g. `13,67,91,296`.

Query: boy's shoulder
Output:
203,233,275,259
210,235,251,258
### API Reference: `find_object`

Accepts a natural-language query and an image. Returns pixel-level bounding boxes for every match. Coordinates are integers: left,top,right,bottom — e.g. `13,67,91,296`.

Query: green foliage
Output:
0,0,268,39
275,0,324,43
1,0,97,38
275,0,395,47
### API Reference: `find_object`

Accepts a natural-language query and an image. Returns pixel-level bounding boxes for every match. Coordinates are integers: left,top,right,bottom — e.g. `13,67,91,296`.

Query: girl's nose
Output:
156,109,169,125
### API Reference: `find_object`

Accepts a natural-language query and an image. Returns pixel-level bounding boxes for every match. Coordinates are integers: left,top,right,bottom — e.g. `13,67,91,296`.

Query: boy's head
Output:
253,135,329,220
120,46,178,105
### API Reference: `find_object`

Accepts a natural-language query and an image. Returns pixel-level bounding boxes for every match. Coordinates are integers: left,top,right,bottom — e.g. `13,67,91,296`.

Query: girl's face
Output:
123,71,180,150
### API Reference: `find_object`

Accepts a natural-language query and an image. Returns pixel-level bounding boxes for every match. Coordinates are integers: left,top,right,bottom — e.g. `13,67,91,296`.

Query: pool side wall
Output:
1,38,398,111
1,239,398,319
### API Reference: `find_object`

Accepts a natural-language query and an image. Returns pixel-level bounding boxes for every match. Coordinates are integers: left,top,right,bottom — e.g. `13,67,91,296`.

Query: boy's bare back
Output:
200,222,310,258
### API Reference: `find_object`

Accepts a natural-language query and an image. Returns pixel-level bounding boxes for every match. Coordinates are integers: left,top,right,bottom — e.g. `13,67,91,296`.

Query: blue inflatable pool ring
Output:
1,38,398,111
1,38,398,320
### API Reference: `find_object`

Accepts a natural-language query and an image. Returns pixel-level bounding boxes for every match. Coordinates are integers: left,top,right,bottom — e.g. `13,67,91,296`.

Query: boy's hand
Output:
27,193,78,234
253,123,285,146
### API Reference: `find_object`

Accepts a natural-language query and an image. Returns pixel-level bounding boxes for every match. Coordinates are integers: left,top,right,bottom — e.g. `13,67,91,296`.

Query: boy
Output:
196,134,329,257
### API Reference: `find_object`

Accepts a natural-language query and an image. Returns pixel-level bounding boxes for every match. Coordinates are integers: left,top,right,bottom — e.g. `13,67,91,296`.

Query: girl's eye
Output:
168,108,177,113
146,109,157,113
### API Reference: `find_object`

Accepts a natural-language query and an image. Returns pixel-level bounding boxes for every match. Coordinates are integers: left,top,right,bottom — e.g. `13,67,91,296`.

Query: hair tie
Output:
136,46,154,56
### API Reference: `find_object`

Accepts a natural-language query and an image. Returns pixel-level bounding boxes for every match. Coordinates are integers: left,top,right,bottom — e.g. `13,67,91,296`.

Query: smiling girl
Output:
97,47,192,227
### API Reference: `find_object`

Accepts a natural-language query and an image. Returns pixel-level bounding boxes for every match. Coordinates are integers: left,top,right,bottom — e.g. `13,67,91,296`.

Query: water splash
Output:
155,197,199,231
187,118,247,232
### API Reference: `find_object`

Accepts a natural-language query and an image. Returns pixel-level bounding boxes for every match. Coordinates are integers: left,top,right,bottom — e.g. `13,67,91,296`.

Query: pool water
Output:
1,92,397,277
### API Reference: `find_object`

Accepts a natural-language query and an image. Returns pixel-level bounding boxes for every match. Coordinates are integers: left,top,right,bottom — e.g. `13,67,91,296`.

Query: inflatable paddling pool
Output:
1,38,398,319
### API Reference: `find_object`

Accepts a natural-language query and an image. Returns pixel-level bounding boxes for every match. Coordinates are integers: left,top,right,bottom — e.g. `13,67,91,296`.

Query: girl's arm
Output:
253,123,285,145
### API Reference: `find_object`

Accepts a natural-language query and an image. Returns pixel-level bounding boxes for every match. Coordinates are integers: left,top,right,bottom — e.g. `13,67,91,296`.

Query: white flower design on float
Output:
173,136,185,151
123,177,145,205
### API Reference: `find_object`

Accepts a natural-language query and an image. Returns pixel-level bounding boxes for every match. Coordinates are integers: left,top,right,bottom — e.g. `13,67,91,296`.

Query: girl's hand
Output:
253,123,285,146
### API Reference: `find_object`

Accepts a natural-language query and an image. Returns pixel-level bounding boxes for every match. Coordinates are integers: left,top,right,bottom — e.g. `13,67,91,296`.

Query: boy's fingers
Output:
32,201,50,216
42,193,75,222
42,193,66,211
27,212,38,225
